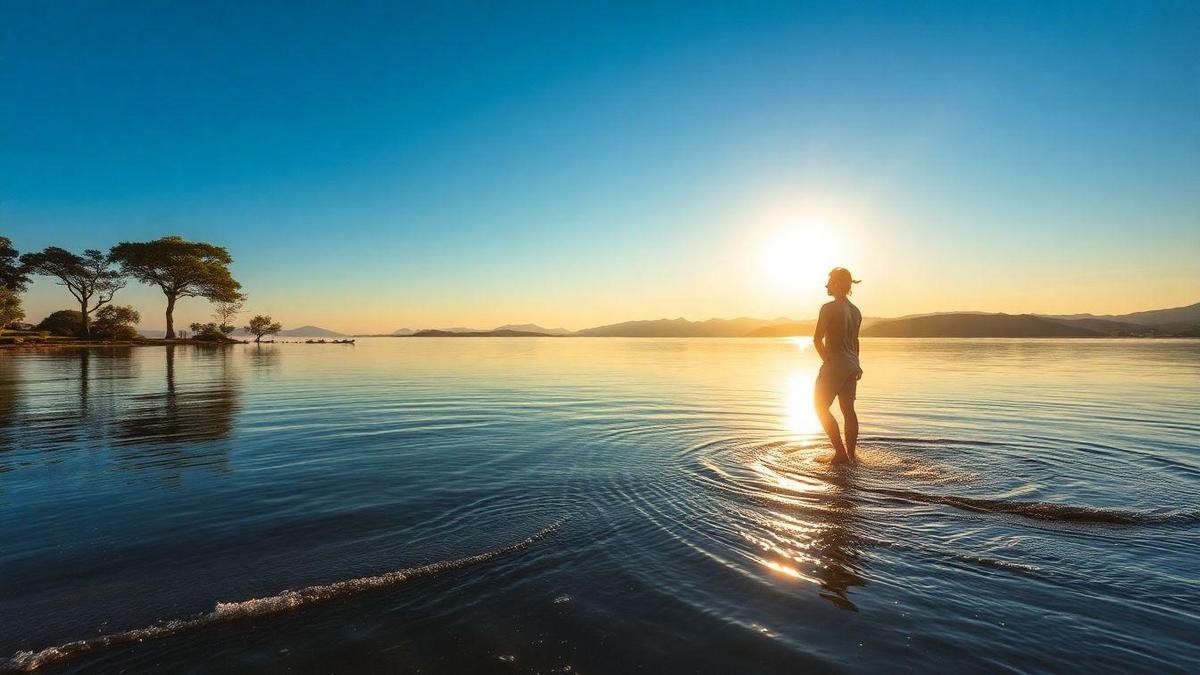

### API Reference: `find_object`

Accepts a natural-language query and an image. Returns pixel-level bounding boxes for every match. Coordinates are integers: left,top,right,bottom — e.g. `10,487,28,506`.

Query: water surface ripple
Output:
1,338,1197,672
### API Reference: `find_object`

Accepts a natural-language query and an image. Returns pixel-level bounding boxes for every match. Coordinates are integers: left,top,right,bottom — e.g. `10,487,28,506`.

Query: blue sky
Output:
2,0,1197,332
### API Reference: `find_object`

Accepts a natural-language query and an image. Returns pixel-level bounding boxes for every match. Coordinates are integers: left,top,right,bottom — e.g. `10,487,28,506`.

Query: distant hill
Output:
276,325,346,337
1043,302,1200,326
1049,317,1166,336
744,317,883,337
577,317,796,337
745,321,818,337
233,324,344,337
495,323,573,335
307,302,1200,341
412,329,554,337
864,313,1100,338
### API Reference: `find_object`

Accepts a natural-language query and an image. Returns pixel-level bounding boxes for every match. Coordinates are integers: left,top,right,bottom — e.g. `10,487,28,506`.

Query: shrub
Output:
189,321,232,342
0,288,23,330
35,309,84,337
94,305,140,340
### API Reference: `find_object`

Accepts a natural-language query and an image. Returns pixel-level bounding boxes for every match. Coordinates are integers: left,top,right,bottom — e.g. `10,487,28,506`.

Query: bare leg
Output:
839,397,858,461
814,393,849,462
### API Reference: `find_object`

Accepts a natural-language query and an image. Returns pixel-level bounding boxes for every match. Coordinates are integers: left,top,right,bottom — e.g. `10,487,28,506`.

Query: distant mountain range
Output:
862,305,1200,338
1042,302,1200,326
575,317,800,337
495,323,573,335
275,325,346,337
411,329,560,337
356,323,571,337
863,313,1098,338
231,325,346,337
165,302,1196,340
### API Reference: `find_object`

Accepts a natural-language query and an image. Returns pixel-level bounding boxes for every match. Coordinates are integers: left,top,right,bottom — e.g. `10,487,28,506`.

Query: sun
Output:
759,225,847,293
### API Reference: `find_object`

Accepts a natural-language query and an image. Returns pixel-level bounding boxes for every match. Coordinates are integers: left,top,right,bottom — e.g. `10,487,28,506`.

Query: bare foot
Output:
816,452,851,464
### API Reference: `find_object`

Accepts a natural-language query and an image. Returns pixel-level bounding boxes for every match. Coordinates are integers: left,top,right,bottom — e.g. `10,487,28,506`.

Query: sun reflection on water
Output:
784,372,821,435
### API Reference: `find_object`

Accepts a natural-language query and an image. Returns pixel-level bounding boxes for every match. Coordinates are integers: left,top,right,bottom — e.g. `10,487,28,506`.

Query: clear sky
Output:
2,0,1197,333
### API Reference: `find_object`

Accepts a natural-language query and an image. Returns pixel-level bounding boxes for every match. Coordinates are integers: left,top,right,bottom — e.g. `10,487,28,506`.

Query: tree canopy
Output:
245,315,282,343
0,236,29,292
110,235,241,338
20,247,125,338
212,292,247,335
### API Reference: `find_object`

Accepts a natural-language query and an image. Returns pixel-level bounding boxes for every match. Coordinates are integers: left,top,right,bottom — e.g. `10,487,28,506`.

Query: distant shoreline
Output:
4,335,1197,350
347,305,1200,339
348,334,1199,340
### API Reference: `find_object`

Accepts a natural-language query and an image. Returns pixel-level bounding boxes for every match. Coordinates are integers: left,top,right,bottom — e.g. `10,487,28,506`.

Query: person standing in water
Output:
813,267,863,464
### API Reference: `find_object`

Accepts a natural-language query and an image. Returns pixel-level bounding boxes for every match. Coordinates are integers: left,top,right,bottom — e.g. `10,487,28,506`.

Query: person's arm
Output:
812,305,828,362
852,313,862,378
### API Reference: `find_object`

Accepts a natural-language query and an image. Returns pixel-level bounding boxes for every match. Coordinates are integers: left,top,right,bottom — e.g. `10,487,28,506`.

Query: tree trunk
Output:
80,299,91,338
165,294,177,339
255,333,262,343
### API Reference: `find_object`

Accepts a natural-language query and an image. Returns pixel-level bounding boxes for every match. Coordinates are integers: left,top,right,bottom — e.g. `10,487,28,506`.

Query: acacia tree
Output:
0,236,29,292
212,292,247,335
245,315,282,343
20,247,125,338
110,236,242,339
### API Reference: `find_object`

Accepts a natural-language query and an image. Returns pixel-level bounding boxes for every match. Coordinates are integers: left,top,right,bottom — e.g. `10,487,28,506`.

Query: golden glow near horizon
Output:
14,189,1197,335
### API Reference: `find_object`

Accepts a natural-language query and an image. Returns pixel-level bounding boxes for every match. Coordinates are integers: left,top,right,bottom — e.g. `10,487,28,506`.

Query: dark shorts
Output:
815,365,859,403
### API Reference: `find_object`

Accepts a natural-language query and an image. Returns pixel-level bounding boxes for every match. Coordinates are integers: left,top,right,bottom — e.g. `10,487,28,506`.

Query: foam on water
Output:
861,487,1199,524
1,521,562,673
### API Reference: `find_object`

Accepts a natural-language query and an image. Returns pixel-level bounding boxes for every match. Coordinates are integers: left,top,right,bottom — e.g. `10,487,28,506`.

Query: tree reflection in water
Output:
248,344,281,373
0,354,19,467
112,345,241,480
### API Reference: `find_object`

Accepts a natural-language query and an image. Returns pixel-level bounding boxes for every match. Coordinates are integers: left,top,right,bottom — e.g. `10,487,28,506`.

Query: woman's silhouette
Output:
812,267,862,463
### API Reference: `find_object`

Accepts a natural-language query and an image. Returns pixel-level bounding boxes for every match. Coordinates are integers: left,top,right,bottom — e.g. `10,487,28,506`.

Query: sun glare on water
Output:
785,371,821,435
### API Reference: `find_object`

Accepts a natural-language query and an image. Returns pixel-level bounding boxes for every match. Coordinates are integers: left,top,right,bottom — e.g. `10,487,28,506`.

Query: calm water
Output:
2,338,1198,673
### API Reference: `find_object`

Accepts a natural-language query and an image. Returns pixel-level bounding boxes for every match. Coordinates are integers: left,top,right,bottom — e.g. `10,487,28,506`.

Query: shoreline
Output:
0,338,248,350
3,335,1196,350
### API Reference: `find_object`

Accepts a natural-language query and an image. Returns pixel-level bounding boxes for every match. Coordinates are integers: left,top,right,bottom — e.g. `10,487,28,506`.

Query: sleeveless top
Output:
819,299,862,380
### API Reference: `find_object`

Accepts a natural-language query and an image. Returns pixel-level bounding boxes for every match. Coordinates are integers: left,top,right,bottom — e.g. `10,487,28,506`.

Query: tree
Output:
36,309,84,336
212,292,247,335
0,287,23,331
245,315,282,343
20,247,125,338
94,304,140,340
0,236,29,292
110,235,242,339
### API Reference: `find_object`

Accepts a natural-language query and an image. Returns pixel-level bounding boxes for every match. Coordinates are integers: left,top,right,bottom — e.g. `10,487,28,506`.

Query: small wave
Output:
1,521,562,673
868,436,1011,448
868,488,1198,525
